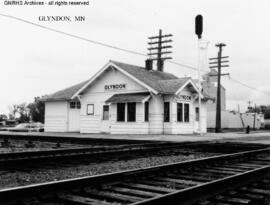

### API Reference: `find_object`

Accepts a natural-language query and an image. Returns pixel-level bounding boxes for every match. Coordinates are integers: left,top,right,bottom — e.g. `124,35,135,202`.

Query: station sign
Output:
104,84,127,91
177,95,192,101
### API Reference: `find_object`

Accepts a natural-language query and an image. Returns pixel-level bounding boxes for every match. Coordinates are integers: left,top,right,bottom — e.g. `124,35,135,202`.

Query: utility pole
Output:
253,103,256,130
209,43,229,133
148,29,173,71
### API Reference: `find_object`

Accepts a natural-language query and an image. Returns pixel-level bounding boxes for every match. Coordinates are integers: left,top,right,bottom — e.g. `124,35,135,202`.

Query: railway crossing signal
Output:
148,29,173,72
209,43,230,133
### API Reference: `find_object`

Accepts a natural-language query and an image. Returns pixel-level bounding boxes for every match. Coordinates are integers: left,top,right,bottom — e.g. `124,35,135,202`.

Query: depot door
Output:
194,107,199,132
101,105,110,133
68,109,80,132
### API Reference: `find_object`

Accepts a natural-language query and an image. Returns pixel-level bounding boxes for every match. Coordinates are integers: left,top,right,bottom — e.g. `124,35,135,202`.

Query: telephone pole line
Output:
253,103,257,130
209,43,229,133
148,29,173,71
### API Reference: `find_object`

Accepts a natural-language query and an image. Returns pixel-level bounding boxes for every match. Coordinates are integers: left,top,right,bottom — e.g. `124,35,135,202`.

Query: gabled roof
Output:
72,60,180,98
42,60,205,102
157,78,191,94
41,80,88,102
111,61,179,92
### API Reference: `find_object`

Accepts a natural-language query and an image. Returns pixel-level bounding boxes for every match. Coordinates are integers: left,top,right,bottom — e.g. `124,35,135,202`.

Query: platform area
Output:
1,130,270,144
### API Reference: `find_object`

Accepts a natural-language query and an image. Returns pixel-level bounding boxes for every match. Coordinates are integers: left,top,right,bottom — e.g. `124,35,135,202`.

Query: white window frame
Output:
70,101,81,109
87,104,94,115
176,102,190,123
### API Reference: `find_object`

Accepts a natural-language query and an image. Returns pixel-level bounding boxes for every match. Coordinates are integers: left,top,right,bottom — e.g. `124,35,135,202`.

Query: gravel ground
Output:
0,139,96,153
0,152,213,189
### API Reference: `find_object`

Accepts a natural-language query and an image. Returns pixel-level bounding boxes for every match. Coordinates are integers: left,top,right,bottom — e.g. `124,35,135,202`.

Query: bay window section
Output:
184,103,190,122
177,103,183,122
117,103,125,122
177,103,190,123
127,102,136,122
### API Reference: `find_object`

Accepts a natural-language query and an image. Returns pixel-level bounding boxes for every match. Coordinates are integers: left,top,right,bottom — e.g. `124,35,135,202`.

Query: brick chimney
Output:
145,59,153,71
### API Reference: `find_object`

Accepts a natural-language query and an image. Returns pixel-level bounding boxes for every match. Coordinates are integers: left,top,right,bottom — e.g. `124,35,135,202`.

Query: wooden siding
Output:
80,115,100,133
44,101,68,132
79,68,149,134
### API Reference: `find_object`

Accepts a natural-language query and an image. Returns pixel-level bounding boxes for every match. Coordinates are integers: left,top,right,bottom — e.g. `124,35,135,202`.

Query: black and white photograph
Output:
0,0,270,204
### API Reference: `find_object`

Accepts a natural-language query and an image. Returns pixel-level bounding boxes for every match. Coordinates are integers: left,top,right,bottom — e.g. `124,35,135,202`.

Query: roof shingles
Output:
111,61,179,93
105,93,150,103
42,60,200,101
41,80,88,101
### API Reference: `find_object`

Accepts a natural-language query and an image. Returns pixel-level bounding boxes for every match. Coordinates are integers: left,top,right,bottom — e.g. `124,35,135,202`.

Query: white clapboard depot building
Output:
42,60,211,134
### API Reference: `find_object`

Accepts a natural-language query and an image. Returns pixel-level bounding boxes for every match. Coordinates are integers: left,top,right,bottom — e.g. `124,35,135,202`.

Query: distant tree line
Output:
4,97,45,123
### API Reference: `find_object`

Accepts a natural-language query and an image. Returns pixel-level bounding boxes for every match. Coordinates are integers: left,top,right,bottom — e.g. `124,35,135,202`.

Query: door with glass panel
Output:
101,105,110,133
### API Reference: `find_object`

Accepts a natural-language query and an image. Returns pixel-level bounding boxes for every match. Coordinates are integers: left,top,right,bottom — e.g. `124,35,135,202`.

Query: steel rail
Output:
132,164,270,205
0,132,159,145
192,169,270,205
0,147,269,204
0,141,267,167
0,142,185,165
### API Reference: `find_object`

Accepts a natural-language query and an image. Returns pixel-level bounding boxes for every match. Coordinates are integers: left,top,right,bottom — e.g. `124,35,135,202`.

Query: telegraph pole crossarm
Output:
209,65,229,68
147,29,173,72
209,60,229,64
209,56,229,60
209,73,230,77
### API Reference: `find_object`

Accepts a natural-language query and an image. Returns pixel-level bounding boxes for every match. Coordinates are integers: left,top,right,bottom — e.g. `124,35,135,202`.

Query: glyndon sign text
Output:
179,95,192,101
104,84,127,91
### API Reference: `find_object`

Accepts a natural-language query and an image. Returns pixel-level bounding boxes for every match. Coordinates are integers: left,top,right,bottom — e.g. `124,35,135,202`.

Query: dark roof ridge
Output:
157,77,191,82
110,60,178,77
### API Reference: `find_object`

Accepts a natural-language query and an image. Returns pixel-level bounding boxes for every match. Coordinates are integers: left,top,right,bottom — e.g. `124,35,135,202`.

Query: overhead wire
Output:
0,13,269,97
0,13,146,57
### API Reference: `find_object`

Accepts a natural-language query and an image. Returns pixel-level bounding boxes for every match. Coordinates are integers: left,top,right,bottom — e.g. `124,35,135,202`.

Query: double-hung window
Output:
177,103,183,122
127,103,136,122
164,102,170,122
144,102,149,122
117,102,137,122
177,103,190,122
184,103,190,122
117,103,125,122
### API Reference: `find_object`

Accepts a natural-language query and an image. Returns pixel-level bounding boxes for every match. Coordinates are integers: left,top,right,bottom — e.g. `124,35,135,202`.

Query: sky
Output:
0,0,270,115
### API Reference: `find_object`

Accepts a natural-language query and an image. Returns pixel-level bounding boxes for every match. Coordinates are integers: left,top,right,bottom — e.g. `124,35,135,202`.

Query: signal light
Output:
195,15,203,39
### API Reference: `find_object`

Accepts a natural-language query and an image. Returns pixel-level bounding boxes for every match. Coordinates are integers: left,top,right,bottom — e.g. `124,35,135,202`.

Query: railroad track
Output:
0,132,157,146
1,147,269,205
192,169,270,204
0,141,267,168
0,141,182,166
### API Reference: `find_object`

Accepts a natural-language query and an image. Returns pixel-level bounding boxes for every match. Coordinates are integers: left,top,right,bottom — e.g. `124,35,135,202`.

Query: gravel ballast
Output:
0,139,100,153
0,151,214,189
